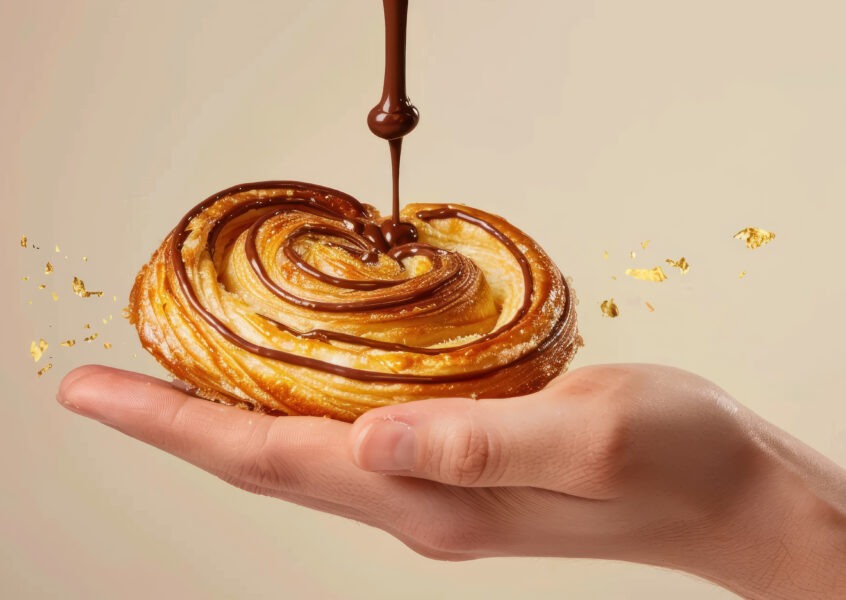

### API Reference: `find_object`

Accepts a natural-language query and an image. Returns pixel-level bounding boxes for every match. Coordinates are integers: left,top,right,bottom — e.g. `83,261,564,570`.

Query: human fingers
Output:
349,366,637,499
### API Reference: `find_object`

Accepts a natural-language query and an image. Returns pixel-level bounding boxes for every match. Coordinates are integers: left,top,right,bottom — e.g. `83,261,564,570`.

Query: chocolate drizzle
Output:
368,0,419,247
168,181,574,383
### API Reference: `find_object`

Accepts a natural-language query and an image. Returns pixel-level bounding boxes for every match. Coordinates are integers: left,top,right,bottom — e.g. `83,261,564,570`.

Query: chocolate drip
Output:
168,182,574,383
368,0,419,247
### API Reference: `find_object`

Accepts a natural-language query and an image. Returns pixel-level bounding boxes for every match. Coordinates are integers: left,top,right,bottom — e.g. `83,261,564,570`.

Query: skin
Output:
57,363,846,599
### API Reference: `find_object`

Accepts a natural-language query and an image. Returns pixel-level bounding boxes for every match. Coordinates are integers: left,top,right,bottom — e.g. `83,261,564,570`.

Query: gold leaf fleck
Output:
82,256,88,262
600,299,620,318
646,301,655,312
20,235,27,248
22,276,29,281
37,363,53,377
72,276,104,298
55,245,60,253
44,262,54,275
641,240,650,250
739,270,747,279
665,257,690,275
734,227,776,249
60,339,76,347
113,295,117,302
51,292,58,302
103,342,112,349
30,339,48,362
38,284,46,290
83,323,91,329
83,333,99,342
630,251,637,259
610,275,617,280
101,317,108,325
625,266,668,282
602,250,609,260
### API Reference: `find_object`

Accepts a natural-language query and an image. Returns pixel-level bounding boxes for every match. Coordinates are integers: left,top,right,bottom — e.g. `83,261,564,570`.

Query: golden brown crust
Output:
129,183,580,422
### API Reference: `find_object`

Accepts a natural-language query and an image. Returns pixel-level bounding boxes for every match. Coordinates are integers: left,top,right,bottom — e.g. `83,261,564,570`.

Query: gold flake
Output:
630,251,637,259
610,275,617,280
645,301,655,312
20,235,27,248
82,256,88,262
27,300,32,305
37,363,53,377
83,323,91,329
739,270,747,279
625,266,668,282
72,276,104,298
55,245,60,253
113,295,117,302
734,227,776,249
109,314,113,321
641,240,650,250
22,276,29,281
103,342,112,349
101,318,108,325
665,257,690,275
602,250,609,260
60,339,76,347
600,299,620,318
38,284,46,290
45,262,54,275
30,339,48,362
51,292,58,302
83,333,99,342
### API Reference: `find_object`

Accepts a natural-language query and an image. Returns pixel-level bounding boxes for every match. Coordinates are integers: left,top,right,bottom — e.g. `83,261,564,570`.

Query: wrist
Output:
688,417,846,599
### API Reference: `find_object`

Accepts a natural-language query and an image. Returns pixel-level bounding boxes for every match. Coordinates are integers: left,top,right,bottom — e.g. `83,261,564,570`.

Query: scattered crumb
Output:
646,301,655,312
625,266,668,282
30,339,48,362
72,276,104,298
734,227,776,249
665,257,690,275
600,298,620,318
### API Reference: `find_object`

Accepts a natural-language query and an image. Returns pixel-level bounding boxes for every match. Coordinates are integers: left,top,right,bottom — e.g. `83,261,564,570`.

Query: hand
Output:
57,364,846,599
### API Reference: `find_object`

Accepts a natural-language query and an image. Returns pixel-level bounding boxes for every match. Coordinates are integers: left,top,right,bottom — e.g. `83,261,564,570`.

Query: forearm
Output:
689,414,846,599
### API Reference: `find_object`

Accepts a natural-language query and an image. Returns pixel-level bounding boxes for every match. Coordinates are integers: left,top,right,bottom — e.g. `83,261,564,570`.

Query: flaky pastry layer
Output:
129,181,581,421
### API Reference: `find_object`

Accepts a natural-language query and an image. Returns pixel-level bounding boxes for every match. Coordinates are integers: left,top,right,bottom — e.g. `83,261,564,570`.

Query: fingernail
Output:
354,419,417,472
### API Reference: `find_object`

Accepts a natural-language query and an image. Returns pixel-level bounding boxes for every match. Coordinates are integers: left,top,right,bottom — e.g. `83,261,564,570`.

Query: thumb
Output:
349,386,625,498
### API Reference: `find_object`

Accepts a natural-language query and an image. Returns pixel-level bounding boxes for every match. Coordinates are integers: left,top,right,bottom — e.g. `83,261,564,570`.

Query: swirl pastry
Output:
129,181,581,421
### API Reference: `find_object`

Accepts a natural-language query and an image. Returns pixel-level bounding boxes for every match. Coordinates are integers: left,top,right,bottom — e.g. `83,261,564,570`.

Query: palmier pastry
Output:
129,181,580,422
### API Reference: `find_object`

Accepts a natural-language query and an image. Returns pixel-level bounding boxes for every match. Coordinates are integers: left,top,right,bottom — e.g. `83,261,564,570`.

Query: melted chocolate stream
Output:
368,0,419,247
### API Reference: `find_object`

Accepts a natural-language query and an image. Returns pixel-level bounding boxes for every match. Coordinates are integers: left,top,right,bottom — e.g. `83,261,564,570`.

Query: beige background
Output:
2,0,845,598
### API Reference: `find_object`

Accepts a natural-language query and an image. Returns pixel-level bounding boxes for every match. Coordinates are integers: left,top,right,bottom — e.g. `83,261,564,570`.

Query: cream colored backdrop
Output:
2,1,844,598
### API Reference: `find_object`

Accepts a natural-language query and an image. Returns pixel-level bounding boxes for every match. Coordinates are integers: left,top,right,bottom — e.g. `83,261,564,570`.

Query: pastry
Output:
129,181,580,421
